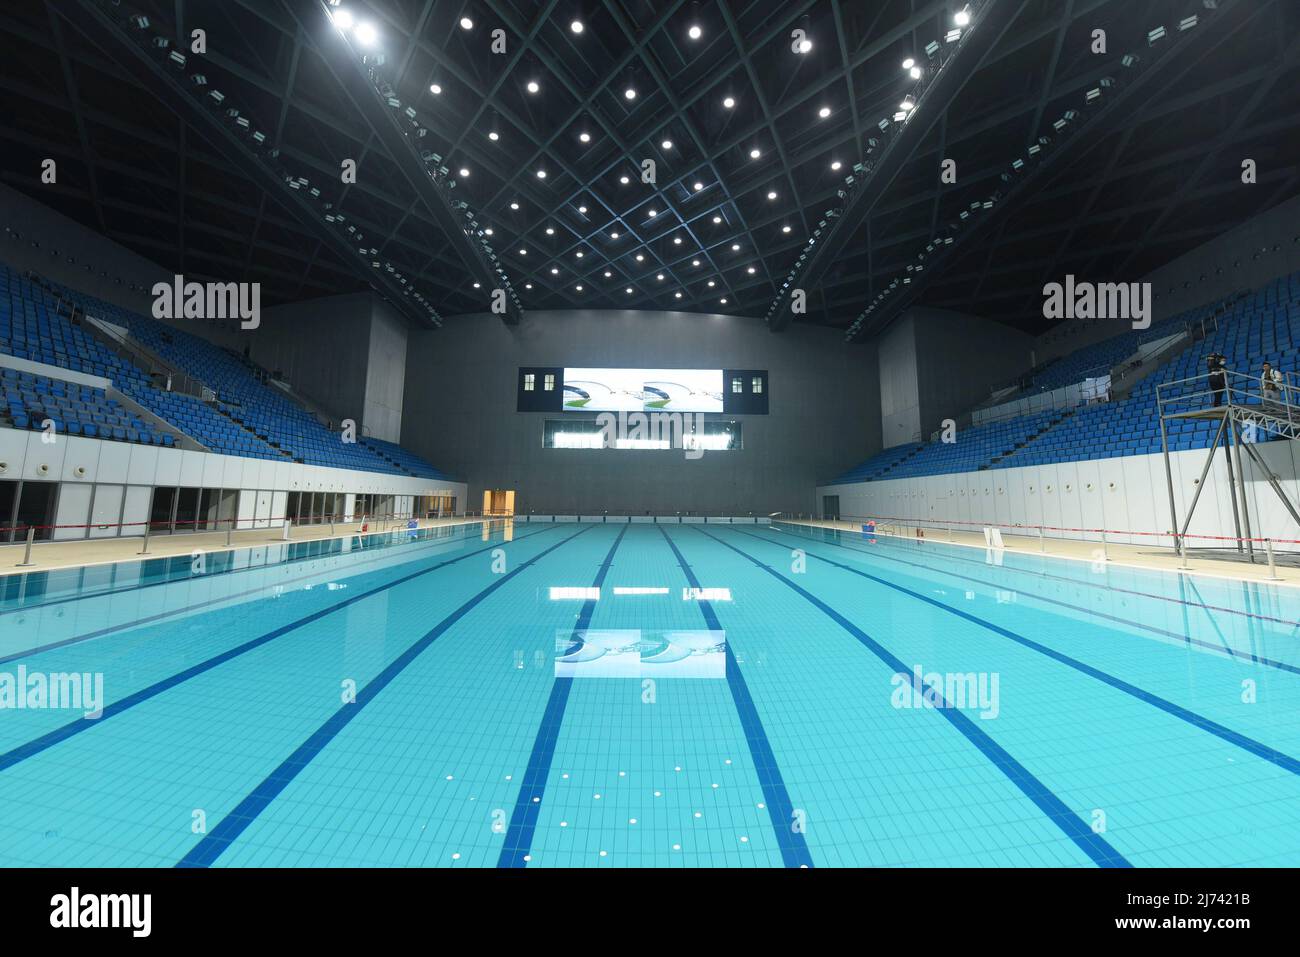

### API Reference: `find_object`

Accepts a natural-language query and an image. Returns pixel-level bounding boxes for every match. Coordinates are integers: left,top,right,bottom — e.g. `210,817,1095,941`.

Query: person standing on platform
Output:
1206,351,1227,406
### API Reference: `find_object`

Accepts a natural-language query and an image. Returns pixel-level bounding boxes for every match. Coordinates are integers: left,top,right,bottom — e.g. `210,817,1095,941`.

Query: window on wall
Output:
731,377,743,394
543,373,556,391
523,373,536,391
751,376,763,394
14,481,58,541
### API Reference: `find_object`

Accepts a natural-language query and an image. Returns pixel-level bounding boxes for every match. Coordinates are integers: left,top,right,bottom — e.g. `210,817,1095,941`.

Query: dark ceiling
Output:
2,0,1298,336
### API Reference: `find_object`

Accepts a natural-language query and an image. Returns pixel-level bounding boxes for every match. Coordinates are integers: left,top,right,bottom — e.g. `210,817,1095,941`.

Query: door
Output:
822,495,840,521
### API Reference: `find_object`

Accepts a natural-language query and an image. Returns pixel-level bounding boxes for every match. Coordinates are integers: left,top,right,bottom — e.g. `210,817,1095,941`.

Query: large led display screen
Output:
561,368,724,413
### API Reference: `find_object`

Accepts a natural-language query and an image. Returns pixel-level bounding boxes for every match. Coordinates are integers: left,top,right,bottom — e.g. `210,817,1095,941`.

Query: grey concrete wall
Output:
254,293,373,427
911,307,1035,436
364,300,408,443
873,307,1034,445
401,309,880,514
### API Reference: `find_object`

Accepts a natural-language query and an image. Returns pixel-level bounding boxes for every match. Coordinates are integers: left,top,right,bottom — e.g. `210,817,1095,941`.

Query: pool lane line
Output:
0,523,569,777
723,525,1300,780
497,524,629,868
0,523,520,667
657,524,815,869
688,524,1132,869
178,523,599,869
765,525,1300,678
0,520,497,618
774,522,1292,627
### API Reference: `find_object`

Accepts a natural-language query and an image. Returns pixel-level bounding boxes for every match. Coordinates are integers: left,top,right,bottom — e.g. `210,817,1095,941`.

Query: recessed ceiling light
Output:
635,254,644,261
332,9,354,30
488,131,499,141
747,266,756,274
570,20,584,34
551,267,559,275
902,57,915,70
692,259,700,266
579,131,591,143
910,66,922,78
610,231,619,238
731,243,740,251
647,208,657,217
472,282,480,288
954,9,971,27
782,225,792,233
459,16,473,30
624,87,637,100
749,148,761,159
657,273,665,280
688,24,702,40
519,248,527,255
578,205,587,213
693,181,704,191
675,291,683,298
510,201,520,210
767,190,777,200
429,83,442,95
576,251,584,257
818,106,830,118
483,227,492,235
797,38,812,53
458,167,470,177
720,297,727,304
525,283,532,289
546,227,555,235
527,80,540,93
536,169,547,178
830,160,842,170
625,287,633,294
604,271,612,277
661,139,673,150
723,96,735,109
707,280,715,287
673,236,682,244
900,97,915,111
712,216,722,224
354,21,378,46
619,175,629,184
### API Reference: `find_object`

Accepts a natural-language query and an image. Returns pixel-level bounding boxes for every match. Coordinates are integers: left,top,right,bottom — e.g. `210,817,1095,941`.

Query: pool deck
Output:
0,516,489,576
2,513,1296,588
783,518,1300,587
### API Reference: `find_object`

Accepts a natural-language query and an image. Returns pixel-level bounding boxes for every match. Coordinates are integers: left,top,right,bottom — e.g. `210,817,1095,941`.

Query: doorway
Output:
822,495,840,521
482,489,515,516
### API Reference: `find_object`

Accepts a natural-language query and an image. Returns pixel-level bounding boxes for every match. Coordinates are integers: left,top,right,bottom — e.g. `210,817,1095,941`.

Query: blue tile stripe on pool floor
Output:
0,523,567,776
659,525,815,869
735,525,1300,779
497,524,629,868
691,525,1132,869
177,524,597,868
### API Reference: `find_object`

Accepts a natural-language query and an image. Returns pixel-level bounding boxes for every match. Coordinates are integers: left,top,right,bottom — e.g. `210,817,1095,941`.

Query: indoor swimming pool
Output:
0,518,1297,868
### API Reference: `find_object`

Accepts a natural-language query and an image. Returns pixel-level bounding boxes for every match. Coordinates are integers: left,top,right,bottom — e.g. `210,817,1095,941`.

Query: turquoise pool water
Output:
0,518,1297,868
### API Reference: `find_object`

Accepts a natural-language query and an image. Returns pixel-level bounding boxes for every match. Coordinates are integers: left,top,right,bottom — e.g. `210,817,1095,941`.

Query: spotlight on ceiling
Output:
570,20,584,34
624,87,637,100
488,131,499,141
332,9,354,30
902,57,915,70
723,96,735,109
767,191,777,200
954,7,970,26
818,106,830,118
458,167,469,177
797,37,812,53
527,80,540,93
693,181,704,191
688,24,702,40
459,16,474,30
429,83,442,94
830,160,842,171
749,148,761,159
661,139,673,150
579,131,591,143
354,21,378,46
536,169,547,178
